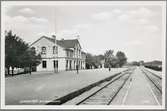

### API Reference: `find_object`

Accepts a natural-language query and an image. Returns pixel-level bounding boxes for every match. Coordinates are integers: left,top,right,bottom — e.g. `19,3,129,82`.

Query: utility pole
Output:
76,47,79,74
52,7,58,73
53,35,58,73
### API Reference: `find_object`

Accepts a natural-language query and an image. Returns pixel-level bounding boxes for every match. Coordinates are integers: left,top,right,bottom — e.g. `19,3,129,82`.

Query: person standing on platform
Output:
109,65,111,72
76,64,79,74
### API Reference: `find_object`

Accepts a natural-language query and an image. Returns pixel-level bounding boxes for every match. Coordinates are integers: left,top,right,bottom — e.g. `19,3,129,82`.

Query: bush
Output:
145,65,162,71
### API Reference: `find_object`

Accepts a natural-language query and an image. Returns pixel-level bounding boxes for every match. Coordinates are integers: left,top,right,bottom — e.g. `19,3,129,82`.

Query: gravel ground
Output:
144,67,162,78
5,68,127,105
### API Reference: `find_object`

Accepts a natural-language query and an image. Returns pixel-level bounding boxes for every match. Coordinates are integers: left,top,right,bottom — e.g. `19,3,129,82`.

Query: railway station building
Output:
31,36,86,72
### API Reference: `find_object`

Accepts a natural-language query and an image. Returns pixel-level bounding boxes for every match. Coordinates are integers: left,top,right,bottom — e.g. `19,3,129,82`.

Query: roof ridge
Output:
31,36,81,49
44,36,77,41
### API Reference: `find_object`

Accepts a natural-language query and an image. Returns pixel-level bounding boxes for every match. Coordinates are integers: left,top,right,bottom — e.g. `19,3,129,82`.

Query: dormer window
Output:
41,46,46,54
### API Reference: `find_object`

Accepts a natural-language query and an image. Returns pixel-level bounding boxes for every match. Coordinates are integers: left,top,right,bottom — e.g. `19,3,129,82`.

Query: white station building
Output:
31,36,86,72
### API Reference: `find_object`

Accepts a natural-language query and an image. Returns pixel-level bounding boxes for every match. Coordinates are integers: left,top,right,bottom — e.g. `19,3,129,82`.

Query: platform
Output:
5,68,127,105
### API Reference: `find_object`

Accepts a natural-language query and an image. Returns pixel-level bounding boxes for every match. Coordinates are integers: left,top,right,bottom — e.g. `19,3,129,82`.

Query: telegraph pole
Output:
53,35,58,73
53,7,58,73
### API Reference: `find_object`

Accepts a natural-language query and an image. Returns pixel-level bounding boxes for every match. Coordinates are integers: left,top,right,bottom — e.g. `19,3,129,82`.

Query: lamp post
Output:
76,47,79,74
76,34,80,74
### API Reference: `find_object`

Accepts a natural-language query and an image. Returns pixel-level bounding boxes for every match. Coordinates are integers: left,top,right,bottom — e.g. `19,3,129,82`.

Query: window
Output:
42,61,47,68
41,46,46,54
78,50,80,57
53,46,55,54
74,61,76,69
53,60,58,68
56,46,58,54
67,51,69,57
66,51,73,57
66,60,68,69
53,60,56,68
53,46,58,54
70,52,73,57
69,60,72,69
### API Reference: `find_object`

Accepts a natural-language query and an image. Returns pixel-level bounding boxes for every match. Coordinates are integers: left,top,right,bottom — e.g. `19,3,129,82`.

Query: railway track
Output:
144,68,162,79
64,68,135,105
140,67,162,94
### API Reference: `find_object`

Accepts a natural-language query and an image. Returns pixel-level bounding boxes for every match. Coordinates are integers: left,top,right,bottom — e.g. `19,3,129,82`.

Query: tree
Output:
85,53,104,69
86,50,128,69
110,56,119,68
5,30,41,75
104,50,127,68
5,30,29,75
5,30,16,75
85,53,94,69
93,55,104,68
116,51,127,67
104,50,114,68
19,47,41,74
131,61,140,66
139,60,144,66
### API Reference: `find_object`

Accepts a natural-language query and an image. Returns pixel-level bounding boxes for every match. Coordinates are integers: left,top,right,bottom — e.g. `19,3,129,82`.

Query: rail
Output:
75,68,134,105
141,67,162,94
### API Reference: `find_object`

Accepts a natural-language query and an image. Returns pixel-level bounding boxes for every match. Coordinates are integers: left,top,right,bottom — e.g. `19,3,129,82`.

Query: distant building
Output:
31,36,86,72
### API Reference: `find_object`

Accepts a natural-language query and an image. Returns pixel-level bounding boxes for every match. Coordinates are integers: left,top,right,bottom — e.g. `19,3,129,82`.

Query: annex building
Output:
31,36,86,72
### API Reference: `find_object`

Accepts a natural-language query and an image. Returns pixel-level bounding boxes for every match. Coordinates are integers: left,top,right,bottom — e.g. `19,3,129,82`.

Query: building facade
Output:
31,36,86,72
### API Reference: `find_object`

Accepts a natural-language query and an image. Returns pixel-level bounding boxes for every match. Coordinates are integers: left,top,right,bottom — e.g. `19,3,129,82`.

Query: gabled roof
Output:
30,36,81,49
81,51,86,54
57,39,80,48
45,37,81,48
30,36,47,46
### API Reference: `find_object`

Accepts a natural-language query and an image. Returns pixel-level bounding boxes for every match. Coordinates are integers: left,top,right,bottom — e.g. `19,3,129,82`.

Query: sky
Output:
2,1,165,62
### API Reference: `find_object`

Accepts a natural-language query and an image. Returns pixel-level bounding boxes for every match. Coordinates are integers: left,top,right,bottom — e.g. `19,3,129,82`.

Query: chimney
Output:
52,35,56,39
52,35,57,46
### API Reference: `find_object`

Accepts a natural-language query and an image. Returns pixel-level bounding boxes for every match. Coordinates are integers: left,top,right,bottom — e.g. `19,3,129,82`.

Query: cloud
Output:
4,15,50,40
118,7,154,24
145,25,159,32
4,16,50,44
19,8,35,14
57,23,93,39
127,7,154,18
30,17,49,24
92,12,112,21
13,15,29,23
37,31,56,37
125,40,143,46
56,29,80,39
2,5,12,13
92,7,154,25
112,9,122,14
137,18,149,25
118,14,131,21
74,23,92,29
5,15,49,25
4,15,29,24
128,10,137,15
137,7,153,17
